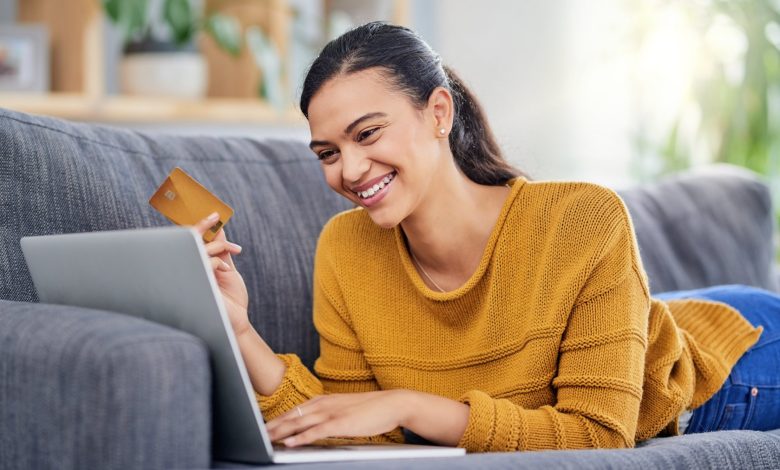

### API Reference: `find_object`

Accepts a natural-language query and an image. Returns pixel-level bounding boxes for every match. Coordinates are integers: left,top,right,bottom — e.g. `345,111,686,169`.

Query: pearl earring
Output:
439,128,446,135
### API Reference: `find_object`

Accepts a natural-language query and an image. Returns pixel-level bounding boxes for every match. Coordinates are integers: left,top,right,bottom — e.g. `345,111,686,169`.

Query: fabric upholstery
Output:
212,430,780,469
0,108,352,370
0,299,211,469
617,165,779,294
1,106,779,469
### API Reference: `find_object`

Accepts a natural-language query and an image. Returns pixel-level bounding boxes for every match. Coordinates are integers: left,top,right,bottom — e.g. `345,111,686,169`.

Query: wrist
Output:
393,390,471,447
234,322,255,340
395,389,421,429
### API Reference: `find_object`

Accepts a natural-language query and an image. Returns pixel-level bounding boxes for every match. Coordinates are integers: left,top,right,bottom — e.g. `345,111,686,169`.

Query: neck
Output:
400,159,510,289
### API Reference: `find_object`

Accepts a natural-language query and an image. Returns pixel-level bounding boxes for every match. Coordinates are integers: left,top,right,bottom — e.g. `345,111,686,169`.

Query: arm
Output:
254,271,380,419
399,391,470,446
452,196,650,452
395,265,649,450
477,200,646,451
237,327,286,396
254,230,405,443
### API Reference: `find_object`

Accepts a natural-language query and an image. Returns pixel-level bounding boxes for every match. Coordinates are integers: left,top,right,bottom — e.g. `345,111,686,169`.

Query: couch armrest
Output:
0,300,212,470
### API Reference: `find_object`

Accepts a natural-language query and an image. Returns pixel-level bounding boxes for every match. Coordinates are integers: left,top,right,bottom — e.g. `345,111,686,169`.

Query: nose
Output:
340,147,371,185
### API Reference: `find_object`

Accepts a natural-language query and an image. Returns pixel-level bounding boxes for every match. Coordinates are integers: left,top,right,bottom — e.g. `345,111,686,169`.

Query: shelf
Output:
0,93,306,125
9,0,408,126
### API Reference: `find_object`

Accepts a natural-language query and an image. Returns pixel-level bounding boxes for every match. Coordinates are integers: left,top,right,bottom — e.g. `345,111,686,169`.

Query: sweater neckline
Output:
394,177,526,301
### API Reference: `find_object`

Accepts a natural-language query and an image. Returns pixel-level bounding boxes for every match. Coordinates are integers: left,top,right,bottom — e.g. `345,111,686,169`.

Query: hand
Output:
266,391,410,447
193,212,252,337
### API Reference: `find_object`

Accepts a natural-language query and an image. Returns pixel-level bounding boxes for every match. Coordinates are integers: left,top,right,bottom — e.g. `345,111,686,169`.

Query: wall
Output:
419,0,637,188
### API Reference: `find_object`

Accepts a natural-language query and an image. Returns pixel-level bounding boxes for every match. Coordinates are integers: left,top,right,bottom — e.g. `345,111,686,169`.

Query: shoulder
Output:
523,180,648,300
522,179,627,213
519,180,632,238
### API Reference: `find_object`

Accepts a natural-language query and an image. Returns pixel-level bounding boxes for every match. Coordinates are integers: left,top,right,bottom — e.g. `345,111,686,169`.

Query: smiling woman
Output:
199,21,780,453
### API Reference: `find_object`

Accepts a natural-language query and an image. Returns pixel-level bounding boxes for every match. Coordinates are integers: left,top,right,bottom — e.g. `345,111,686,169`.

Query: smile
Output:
355,171,396,200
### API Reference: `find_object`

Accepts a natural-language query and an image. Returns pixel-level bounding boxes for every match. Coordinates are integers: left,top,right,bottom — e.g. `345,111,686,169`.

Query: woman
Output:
194,22,779,452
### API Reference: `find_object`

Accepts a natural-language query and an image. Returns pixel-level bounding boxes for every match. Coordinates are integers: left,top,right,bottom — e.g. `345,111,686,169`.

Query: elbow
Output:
595,426,636,450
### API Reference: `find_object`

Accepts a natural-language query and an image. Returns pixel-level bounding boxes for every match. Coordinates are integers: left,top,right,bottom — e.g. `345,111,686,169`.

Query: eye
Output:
357,127,380,142
317,149,339,162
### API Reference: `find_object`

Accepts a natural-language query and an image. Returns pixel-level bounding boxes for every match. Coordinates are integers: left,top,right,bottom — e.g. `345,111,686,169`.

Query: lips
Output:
351,171,397,199
350,171,396,193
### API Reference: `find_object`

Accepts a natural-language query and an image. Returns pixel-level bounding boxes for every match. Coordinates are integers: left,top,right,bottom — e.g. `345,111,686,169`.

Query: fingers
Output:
266,396,335,443
194,212,221,236
272,396,326,424
267,412,326,443
205,239,242,257
283,421,344,447
267,409,346,448
209,256,232,272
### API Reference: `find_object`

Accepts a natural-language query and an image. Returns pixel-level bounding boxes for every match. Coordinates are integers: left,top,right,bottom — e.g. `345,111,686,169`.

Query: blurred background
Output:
1,0,779,210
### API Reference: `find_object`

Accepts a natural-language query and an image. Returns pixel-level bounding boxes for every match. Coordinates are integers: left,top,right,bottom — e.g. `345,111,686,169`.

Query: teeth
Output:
357,172,395,199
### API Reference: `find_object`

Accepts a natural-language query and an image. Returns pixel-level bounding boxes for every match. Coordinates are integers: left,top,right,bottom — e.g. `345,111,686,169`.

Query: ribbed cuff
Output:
457,390,530,452
255,354,324,421
668,299,763,408
458,391,611,451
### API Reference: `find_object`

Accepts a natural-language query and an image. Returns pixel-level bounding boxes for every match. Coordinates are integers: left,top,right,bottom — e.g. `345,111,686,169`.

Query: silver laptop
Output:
20,226,466,464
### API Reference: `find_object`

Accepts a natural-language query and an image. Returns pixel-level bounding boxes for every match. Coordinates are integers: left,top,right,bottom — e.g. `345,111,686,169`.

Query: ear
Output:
426,86,454,137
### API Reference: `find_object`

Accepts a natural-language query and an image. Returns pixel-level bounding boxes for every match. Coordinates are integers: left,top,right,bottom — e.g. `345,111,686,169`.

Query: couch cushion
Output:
0,108,351,369
213,430,780,469
618,165,779,294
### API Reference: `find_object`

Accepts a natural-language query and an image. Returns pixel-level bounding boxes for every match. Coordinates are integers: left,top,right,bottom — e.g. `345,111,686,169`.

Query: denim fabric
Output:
656,285,780,434
4,108,780,468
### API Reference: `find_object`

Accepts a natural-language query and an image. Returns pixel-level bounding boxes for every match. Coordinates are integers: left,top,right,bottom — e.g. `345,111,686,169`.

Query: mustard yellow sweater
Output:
256,177,762,452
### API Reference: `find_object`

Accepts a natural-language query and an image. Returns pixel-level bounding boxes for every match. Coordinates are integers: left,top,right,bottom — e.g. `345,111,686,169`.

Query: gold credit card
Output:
149,167,234,242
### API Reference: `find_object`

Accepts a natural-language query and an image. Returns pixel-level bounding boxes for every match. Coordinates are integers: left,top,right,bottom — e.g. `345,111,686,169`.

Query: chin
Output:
366,209,402,230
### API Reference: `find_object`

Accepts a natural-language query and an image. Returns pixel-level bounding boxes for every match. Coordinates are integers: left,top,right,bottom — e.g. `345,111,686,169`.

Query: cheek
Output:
322,164,352,198
323,165,341,190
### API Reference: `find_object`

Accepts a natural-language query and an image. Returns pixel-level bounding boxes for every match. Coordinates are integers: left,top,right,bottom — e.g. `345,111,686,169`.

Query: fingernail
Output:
284,437,296,446
231,242,242,251
208,212,219,221
220,261,231,271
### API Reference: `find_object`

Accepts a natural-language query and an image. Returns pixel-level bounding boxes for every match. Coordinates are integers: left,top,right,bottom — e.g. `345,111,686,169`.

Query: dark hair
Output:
300,22,528,186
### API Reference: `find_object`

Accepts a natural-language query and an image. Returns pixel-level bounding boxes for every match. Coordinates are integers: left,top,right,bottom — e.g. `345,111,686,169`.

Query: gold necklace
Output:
409,248,446,293
408,182,512,293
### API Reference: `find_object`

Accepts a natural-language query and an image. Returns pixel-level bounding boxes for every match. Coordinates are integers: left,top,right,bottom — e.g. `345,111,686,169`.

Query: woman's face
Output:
307,69,448,229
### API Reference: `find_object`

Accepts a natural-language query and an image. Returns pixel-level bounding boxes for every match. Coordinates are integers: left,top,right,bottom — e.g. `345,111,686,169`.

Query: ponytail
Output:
300,22,529,186
443,65,526,185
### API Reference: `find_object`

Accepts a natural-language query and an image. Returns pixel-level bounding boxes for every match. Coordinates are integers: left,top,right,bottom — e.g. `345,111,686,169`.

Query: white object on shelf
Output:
119,52,207,99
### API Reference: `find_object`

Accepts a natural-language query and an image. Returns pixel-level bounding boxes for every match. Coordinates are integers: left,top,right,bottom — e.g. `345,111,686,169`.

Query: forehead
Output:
307,69,409,136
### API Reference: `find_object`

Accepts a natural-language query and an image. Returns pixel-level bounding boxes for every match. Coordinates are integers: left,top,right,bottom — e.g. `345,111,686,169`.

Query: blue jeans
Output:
655,285,780,434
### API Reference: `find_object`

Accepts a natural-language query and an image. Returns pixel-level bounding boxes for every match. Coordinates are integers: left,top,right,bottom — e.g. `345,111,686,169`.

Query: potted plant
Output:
102,0,242,99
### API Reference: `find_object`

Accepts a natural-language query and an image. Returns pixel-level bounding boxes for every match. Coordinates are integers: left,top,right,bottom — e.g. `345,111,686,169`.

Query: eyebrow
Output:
309,112,387,150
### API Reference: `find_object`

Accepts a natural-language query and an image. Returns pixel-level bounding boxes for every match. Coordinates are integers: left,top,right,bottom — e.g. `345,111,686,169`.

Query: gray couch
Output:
0,107,778,470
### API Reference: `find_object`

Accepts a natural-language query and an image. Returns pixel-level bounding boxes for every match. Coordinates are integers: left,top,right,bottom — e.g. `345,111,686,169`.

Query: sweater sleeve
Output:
457,192,651,452
255,226,405,444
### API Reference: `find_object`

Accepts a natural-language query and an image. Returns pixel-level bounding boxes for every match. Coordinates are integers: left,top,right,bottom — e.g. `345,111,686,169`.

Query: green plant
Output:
102,0,242,55
632,1,780,185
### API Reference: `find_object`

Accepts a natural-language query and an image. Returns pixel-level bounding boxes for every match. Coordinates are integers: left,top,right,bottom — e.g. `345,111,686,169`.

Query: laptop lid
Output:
21,227,467,464
21,226,274,464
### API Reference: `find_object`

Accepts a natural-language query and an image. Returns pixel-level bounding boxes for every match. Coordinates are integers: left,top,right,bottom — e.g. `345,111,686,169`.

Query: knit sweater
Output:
256,177,763,452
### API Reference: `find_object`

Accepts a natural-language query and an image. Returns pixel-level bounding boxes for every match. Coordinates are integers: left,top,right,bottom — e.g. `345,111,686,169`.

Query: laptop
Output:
20,226,466,464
